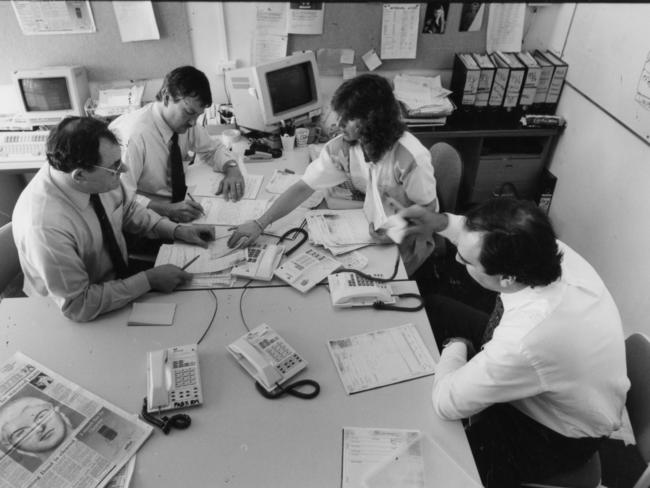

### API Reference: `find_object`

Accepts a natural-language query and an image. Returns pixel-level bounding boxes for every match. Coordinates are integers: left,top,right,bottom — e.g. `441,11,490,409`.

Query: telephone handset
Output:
146,344,203,413
230,243,285,281
327,272,396,307
227,323,307,392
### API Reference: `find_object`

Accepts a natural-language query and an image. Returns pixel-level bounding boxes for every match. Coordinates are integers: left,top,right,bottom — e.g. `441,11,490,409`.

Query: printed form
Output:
328,323,436,394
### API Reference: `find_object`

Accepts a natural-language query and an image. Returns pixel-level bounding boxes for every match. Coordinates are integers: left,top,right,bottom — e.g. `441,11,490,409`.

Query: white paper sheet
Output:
287,2,324,35
253,31,288,64
342,428,424,488
154,235,246,274
195,197,270,226
191,173,263,200
362,49,383,71
12,0,96,35
381,4,420,60
255,2,287,34
328,323,436,394
112,1,159,42
486,3,525,53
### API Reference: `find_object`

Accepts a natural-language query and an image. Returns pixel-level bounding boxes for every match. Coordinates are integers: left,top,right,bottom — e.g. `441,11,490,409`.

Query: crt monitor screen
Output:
265,62,315,115
19,77,72,112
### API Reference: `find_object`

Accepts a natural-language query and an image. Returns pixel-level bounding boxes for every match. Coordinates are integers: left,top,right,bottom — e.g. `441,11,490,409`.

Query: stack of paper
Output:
305,209,375,255
394,74,455,126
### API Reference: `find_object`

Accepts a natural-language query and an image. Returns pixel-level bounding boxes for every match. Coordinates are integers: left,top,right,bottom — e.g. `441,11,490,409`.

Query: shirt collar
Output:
48,166,93,210
152,101,175,143
500,278,563,311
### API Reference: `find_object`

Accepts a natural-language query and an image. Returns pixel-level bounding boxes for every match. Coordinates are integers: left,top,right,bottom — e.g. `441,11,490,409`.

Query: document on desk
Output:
305,209,375,255
328,323,436,394
342,427,482,488
0,352,152,488
195,197,270,226
154,235,245,273
190,173,264,200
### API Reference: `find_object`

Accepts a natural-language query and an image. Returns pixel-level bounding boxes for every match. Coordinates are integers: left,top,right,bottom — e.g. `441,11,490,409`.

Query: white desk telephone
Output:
227,323,307,392
231,243,285,281
146,344,203,413
327,272,396,307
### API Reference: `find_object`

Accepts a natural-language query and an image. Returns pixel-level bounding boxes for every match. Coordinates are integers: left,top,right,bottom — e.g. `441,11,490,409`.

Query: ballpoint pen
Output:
181,255,200,271
186,193,206,216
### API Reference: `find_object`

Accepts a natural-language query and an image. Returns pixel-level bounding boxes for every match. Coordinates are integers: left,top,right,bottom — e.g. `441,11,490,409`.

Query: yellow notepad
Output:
128,302,176,326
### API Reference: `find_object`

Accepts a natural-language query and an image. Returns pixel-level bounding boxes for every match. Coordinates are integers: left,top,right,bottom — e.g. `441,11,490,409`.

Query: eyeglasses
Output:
92,161,125,177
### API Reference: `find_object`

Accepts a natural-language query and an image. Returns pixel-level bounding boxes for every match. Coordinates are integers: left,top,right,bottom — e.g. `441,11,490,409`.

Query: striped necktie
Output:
170,133,186,203
89,194,129,279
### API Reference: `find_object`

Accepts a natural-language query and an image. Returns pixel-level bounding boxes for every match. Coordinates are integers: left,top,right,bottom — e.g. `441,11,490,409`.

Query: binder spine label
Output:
475,70,495,107
534,65,555,104
520,67,541,106
489,68,508,106
546,66,568,103
462,70,481,105
504,70,524,108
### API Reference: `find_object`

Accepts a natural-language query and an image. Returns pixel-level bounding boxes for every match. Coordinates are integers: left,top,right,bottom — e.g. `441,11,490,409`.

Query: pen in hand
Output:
186,193,206,216
181,255,200,271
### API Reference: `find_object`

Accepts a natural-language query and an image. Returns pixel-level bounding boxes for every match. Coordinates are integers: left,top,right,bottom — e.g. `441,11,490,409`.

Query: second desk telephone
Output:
227,323,307,392
327,272,396,307
146,344,203,413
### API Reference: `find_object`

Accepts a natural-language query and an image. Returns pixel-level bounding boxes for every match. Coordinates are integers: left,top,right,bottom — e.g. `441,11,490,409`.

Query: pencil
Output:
181,255,200,271
186,193,206,216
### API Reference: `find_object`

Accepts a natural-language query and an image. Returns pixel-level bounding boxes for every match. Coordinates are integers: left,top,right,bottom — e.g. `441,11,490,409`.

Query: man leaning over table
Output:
12,117,215,323
109,65,245,224
398,198,629,487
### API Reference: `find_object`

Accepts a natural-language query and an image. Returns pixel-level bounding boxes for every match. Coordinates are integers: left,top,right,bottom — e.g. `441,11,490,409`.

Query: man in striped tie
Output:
399,198,629,487
12,117,215,322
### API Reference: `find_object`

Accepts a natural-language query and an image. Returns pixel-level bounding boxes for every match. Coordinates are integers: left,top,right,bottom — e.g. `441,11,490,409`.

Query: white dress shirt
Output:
109,103,233,207
12,165,178,322
432,214,630,438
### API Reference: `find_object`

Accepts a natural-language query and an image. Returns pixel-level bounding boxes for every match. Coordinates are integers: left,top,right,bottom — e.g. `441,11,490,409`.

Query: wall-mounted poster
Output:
12,0,95,35
422,2,449,34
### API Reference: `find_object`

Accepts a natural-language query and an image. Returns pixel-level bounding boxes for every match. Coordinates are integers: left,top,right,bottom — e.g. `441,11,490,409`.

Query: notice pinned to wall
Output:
381,3,419,60
485,3,525,53
287,2,324,35
112,1,159,43
12,0,96,35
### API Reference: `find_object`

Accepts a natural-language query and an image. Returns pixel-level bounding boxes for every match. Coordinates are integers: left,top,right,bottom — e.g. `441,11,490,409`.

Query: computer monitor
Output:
225,52,322,134
12,66,90,127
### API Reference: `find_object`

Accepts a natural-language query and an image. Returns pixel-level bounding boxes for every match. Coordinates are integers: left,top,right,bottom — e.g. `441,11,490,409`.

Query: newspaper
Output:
0,353,152,488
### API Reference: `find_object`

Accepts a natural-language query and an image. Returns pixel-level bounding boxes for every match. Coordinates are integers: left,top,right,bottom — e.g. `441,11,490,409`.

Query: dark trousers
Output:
424,294,603,487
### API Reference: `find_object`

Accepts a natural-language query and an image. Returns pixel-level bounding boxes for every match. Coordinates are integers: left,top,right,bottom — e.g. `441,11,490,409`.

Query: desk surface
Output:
0,284,480,488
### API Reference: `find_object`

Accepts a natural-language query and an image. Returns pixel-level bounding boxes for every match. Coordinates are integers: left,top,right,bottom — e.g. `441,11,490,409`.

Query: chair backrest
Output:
430,142,462,213
626,333,650,462
0,222,21,295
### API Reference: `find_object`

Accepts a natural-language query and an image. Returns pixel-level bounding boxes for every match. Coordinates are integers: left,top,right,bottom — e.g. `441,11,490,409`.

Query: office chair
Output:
0,222,24,299
625,333,650,488
430,142,462,214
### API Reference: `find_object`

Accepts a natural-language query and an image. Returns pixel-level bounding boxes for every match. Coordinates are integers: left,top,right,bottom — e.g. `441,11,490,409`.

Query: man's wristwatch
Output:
223,160,238,172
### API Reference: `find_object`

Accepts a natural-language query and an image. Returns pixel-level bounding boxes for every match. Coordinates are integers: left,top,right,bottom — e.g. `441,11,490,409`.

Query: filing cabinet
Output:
410,123,563,210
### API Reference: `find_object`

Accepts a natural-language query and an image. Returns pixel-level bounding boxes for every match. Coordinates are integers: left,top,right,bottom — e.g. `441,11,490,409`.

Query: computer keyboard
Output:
0,130,49,162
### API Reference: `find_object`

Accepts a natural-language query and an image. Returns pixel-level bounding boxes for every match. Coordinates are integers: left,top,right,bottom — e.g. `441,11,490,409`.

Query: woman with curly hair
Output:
228,73,438,276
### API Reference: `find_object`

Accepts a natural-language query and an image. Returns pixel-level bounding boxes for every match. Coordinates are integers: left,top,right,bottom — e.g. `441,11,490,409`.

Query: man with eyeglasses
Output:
12,117,215,322
109,65,245,224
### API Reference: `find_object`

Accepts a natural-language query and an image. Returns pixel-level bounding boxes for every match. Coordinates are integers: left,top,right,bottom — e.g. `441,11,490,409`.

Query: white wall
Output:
525,4,650,336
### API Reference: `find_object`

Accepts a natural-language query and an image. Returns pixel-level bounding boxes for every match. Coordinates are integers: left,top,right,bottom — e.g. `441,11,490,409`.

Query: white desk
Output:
0,283,480,488
185,145,408,285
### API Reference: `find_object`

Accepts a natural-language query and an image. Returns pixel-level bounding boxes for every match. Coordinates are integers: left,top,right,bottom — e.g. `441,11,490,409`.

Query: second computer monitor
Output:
226,52,322,134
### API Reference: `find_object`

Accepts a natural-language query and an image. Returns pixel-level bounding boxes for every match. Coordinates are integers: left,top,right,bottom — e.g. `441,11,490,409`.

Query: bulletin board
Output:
563,4,650,144
287,3,486,75
0,2,193,85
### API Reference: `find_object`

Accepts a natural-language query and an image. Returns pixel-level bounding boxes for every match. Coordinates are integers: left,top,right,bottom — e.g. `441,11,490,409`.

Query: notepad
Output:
128,302,176,326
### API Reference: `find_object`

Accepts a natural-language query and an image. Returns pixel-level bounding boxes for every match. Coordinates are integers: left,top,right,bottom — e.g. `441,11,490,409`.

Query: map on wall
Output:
563,4,650,143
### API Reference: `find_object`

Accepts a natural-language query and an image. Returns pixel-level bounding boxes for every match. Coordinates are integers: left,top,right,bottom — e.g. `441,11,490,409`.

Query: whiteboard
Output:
563,4,650,143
